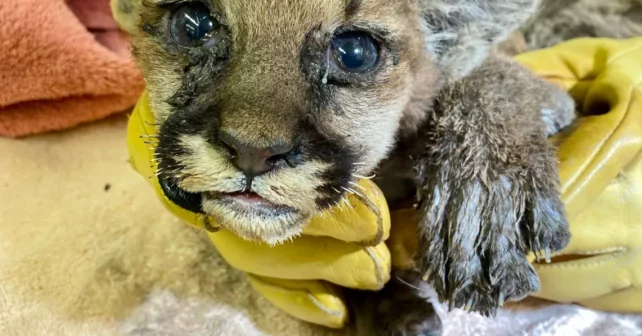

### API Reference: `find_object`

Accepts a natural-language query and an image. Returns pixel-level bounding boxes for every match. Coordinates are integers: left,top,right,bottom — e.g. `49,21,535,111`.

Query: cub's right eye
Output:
169,2,218,47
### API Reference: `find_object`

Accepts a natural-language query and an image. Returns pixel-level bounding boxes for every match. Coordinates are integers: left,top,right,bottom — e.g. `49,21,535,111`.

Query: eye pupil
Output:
170,3,217,47
331,32,378,73
183,9,213,40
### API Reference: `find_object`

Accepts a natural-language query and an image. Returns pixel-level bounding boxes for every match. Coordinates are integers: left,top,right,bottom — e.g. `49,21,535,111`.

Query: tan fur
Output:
521,0,642,50
114,0,574,334
123,0,438,243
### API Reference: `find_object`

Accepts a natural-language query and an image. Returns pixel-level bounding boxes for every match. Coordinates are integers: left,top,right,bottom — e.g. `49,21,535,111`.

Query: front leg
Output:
414,54,572,315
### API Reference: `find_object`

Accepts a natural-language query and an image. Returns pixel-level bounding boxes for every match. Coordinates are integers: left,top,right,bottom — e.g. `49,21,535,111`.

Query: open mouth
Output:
205,191,296,215
158,176,295,215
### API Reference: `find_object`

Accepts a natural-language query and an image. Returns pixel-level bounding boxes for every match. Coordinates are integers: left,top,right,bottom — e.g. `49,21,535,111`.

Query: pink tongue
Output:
229,192,267,204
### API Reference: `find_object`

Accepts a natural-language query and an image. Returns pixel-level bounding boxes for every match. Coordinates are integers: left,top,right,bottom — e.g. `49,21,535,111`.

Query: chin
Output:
202,192,311,245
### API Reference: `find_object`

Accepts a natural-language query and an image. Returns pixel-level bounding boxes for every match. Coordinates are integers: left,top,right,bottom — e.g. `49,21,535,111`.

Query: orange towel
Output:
0,0,144,138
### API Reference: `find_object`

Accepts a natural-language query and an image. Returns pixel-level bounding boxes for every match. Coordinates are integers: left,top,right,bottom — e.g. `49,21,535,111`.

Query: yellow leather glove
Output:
126,92,391,328
515,37,642,313
388,37,642,313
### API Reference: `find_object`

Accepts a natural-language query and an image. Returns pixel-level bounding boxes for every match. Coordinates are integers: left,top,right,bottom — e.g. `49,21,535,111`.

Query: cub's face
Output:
124,0,539,243
131,0,435,243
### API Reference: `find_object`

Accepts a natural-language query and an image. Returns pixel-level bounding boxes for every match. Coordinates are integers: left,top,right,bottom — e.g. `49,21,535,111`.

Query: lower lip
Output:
223,192,272,205
205,191,295,214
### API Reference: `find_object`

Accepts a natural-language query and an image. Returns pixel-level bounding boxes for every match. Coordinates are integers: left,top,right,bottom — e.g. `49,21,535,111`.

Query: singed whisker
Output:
352,173,376,179
348,181,366,191
342,186,364,198
396,276,421,290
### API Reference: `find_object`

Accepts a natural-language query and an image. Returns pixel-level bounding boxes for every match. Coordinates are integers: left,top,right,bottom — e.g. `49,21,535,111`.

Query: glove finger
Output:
578,286,642,313
517,38,642,220
387,208,420,270
208,229,391,290
532,250,641,304
514,38,636,91
303,178,391,246
247,274,348,328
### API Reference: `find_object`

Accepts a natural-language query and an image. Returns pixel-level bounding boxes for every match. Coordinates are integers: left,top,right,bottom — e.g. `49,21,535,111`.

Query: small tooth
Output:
498,292,505,306
545,247,552,263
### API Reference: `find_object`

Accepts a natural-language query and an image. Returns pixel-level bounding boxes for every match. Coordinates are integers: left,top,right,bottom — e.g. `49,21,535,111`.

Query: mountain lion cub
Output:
114,0,575,334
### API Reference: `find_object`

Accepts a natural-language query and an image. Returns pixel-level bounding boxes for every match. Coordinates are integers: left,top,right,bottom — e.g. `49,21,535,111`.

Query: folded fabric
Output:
0,0,144,138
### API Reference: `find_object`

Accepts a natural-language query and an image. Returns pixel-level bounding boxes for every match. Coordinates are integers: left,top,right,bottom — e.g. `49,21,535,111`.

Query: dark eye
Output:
330,32,379,73
169,3,217,47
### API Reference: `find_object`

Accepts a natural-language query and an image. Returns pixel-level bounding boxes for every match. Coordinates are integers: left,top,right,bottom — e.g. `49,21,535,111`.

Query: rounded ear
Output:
110,0,142,35
419,0,542,81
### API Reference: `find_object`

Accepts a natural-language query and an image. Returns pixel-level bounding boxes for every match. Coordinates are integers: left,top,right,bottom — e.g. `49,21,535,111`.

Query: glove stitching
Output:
351,191,384,247
534,251,626,270
308,283,345,318
558,247,627,256
248,275,345,318
364,246,385,288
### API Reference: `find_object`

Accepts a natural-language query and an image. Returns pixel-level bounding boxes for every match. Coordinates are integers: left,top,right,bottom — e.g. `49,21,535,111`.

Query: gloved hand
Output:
388,37,642,313
515,37,642,312
126,92,392,328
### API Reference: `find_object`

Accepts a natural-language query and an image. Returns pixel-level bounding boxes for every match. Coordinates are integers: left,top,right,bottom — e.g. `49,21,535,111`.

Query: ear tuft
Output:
420,0,541,81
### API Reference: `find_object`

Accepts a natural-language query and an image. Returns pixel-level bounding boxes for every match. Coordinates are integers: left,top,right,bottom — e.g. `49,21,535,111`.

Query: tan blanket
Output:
1,116,640,335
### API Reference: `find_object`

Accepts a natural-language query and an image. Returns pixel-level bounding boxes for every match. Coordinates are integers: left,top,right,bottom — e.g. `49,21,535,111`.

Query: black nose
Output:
219,132,293,176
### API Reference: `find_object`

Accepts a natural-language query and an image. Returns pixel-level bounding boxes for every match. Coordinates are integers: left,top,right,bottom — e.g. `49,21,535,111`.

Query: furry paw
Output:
415,172,569,316
350,270,443,336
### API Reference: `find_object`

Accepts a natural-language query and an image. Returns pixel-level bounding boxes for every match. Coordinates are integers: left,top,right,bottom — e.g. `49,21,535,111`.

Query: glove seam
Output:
534,251,626,270
311,282,345,318
350,189,385,247
558,247,627,256
248,275,345,318
364,246,385,288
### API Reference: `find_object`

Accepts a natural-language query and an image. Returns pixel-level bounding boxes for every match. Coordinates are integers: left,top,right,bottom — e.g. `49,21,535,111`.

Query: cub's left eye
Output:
169,2,218,47
330,32,379,73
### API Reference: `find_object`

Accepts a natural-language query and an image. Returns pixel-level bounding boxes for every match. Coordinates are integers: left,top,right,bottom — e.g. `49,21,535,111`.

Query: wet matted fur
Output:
522,0,642,50
114,0,577,335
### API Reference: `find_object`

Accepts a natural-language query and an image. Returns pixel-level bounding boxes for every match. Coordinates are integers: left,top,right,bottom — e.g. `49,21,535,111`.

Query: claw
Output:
464,298,473,312
498,292,505,307
421,270,431,282
545,247,551,263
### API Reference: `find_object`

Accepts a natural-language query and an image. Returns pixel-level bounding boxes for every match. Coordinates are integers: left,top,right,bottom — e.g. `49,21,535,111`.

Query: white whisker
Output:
396,276,421,290
352,173,376,179
348,181,366,191
342,186,364,198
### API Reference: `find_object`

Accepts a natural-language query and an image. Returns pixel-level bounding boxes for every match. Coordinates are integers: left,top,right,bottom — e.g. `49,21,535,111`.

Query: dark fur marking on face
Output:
345,0,363,17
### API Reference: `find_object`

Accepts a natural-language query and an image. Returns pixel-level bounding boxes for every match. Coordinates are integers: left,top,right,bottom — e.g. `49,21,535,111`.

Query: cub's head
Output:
114,0,540,243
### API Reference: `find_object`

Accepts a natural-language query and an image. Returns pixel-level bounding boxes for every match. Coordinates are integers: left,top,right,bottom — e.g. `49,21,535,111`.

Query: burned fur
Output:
521,0,642,50
115,0,576,335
